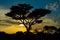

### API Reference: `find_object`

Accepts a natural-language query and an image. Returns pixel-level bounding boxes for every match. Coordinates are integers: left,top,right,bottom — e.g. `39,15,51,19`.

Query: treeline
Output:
0,31,60,40
0,28,60,40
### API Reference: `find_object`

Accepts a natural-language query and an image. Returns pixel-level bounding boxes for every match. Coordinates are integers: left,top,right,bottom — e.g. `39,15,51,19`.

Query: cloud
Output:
0,7,10,27
0,6,20,27
0,19,20,27
45,2,60,28
45,2,59,10
0,7,10,19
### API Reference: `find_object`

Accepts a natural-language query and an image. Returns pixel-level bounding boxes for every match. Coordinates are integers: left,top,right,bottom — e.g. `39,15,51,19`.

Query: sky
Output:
0,0,60,34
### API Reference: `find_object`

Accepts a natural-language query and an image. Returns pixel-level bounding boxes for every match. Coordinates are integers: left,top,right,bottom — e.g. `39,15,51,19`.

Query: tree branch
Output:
20,19,28,29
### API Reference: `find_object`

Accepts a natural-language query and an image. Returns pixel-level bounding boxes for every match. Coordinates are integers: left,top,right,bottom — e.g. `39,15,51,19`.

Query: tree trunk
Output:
26,25,31,33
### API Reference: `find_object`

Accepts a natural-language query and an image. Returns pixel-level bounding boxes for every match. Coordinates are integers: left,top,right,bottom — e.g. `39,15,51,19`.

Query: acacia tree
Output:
5,4,51,32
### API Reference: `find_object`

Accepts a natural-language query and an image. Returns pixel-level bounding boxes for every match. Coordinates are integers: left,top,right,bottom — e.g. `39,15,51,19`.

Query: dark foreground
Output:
0,31,60,40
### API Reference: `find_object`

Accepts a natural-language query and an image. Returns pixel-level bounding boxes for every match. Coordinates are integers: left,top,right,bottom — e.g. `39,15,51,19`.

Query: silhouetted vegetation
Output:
0,27,60,40
5,3,51,32
3,3,60,40
43,26,57,34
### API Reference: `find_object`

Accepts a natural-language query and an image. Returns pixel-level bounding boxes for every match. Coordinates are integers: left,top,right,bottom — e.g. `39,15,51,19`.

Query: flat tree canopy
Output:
5,3,51,32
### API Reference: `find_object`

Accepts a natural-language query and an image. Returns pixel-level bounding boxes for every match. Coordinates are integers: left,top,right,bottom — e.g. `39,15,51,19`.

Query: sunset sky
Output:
0,0,60,34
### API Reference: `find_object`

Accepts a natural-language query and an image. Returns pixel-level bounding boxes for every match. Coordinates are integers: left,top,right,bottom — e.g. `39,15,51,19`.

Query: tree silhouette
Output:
5,3,51,32
43,26,57,34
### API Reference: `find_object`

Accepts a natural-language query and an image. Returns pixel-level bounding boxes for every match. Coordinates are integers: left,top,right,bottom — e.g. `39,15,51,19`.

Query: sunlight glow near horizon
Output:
0,24,43,34
0,25,27,34
19,24,24,26
0,18,58,34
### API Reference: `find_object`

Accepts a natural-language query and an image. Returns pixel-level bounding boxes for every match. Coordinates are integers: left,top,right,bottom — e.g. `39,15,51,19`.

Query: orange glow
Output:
0,25,26,34
19,24,24,26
